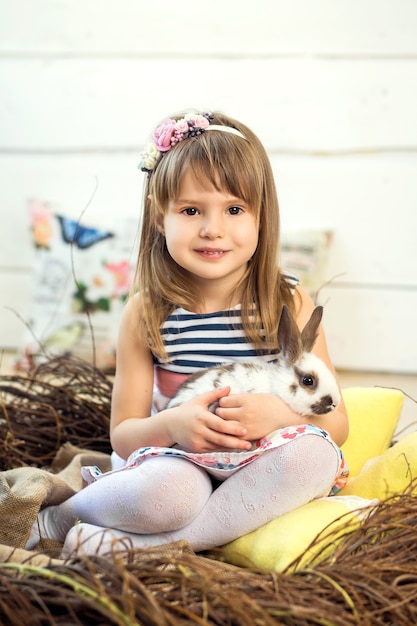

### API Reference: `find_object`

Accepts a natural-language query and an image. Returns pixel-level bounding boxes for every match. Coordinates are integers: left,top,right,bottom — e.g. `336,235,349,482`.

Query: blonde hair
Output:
133,111,296,359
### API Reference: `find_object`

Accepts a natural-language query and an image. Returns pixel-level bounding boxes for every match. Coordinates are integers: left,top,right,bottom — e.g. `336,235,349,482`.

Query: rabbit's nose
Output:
312,395,339,415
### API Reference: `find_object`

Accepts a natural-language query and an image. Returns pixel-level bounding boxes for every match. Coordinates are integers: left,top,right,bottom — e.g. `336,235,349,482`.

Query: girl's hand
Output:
167,387,253,453
216,389,349,447
215,392,291,440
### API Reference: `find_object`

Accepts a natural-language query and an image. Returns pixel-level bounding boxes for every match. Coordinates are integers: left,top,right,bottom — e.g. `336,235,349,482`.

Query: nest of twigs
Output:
0,355,112,469
0,493,417,625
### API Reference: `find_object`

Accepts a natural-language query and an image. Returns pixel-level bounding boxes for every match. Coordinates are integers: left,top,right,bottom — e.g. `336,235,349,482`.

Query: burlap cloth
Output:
0,442,112,562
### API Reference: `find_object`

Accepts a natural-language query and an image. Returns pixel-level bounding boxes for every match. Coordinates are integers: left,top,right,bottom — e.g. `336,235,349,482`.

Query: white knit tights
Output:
27,434,340,556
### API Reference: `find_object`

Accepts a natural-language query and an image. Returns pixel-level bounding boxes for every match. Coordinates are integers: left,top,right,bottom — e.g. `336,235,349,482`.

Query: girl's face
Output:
157,170,259,295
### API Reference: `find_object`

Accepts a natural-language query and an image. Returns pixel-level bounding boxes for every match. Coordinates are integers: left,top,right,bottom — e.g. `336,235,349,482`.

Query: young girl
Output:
27,111,349,556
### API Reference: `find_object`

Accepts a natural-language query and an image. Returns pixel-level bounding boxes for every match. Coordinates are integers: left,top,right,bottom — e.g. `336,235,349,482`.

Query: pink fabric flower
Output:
152,118,176,152
174,119,189,135
193,115,210,130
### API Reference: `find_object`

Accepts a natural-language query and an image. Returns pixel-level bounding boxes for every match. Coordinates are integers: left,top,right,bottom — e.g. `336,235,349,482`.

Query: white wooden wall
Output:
1,0,416,373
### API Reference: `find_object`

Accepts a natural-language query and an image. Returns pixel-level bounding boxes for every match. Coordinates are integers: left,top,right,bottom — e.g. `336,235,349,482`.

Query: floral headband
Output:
139,112,247,174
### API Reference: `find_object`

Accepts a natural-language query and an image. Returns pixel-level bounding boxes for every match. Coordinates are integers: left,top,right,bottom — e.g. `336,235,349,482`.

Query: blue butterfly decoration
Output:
57,215,115,249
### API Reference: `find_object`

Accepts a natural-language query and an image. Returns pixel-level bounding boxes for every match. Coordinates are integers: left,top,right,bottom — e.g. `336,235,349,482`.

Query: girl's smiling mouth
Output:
195,248,229,258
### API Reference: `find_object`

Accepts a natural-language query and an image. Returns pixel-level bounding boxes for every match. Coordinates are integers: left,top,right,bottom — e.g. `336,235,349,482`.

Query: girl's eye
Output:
182,207,199,216
227,206,243,215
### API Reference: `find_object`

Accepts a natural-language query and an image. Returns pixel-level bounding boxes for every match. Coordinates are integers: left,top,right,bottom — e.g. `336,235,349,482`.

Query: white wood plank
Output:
1,58,416,151
1,0,416,56
318,285,417,374
270,153,417,287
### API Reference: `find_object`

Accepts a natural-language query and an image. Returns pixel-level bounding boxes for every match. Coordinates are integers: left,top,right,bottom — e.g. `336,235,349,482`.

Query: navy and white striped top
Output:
154,274,298,375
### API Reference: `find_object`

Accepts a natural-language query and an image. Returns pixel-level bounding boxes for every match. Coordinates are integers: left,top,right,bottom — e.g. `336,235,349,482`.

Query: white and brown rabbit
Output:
167,305,340,417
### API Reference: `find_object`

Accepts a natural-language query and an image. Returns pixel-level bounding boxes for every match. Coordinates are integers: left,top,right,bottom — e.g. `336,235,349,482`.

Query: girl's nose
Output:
200,216,224,238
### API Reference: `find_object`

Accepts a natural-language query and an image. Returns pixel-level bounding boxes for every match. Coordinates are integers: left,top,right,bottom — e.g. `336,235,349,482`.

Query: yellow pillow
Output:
220,387,405,572
220,494,372,572
340,430,417,500
340,387,403,477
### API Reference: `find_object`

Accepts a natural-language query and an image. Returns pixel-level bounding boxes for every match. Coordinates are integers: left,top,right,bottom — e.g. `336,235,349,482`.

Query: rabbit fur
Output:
167,305,340,417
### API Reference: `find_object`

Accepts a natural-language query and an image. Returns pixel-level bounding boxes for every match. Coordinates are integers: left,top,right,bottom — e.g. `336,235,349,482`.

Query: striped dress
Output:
153,274,299,397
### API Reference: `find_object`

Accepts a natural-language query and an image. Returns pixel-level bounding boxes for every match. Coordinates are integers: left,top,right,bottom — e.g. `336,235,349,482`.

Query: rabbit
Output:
167,305,340,417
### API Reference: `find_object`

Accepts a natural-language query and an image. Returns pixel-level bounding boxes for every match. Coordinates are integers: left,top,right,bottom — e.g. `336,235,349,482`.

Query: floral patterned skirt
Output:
82,423,349,495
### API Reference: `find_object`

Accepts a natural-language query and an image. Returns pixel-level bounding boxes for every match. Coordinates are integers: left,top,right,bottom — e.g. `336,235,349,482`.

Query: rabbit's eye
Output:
301,375,314,387
295,367,317,390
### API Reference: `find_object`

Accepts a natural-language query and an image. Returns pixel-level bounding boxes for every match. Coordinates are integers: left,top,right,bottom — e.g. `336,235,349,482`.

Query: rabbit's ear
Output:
278,305,303,364
301,306,323,353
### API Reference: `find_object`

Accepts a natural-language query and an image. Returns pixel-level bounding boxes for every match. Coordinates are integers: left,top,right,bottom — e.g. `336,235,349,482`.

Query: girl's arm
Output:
216,286,349,447
110,297,252,459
